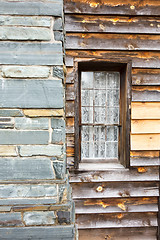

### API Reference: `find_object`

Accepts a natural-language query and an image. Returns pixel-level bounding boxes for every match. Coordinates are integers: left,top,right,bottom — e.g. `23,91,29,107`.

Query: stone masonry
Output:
0,1,76,239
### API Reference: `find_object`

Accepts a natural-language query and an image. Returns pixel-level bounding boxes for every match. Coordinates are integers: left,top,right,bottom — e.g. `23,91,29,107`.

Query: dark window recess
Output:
74,61,132,169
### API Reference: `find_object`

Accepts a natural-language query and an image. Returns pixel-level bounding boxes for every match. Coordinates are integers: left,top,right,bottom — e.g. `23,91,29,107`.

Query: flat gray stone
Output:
53,18,63,31
0,206,11,212
0,226,75,240
0,184,57,198
0,131,49,144
0,109,23,117
0,158,55,180
0,1,62,16
0,198,57,206
2,66,50,78
52,129,65,144
0,213,23,227
51,118,65,129
53,66,64,79
0,42,63,65
0,27,51,40
0,80,63,108
0,16,51,27
15,118,49,130
23,211,56,226
53,161,65,179
19,145,63,157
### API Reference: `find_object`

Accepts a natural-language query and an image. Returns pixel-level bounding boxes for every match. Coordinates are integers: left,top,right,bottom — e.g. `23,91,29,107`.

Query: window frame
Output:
74,60,132,169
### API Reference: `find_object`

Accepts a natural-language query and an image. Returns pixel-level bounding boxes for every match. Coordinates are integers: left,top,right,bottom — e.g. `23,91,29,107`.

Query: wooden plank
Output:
132,69,160,85
66,67,74,83
132,86,160,102
70,167,159,183
66,101,74,117
66,84,75,100
131,120,160,134
78,227,157,240
75,197,158,214
66,146,74,157
66,50,160,68
76,212,157,229
130,150,159,158
71,181,159,199
64,0,160,16
131,102,160,119
130,157,160,167
65,15,160,34
131,134,160,150
66,33,160,51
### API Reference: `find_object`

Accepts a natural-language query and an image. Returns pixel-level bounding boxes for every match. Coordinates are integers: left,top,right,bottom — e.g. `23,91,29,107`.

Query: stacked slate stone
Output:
0,1,75,239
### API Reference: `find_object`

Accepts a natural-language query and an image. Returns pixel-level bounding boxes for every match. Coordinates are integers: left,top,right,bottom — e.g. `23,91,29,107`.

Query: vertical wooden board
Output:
131,120,160,133
66,84,75,100
131,102,160,119
131,134,160,150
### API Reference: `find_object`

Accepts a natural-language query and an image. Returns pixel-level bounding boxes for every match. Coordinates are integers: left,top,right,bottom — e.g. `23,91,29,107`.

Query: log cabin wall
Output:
64,1,160,239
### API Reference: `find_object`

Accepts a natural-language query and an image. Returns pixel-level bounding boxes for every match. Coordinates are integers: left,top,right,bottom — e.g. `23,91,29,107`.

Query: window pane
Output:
81,71,120,160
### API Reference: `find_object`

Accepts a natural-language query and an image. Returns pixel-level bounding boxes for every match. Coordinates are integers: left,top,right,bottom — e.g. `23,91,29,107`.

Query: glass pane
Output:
107,89,119,107
81,126,93,142
94,126,105,141
94,142,105,158
81,72,93,89
94,72,106,89
106,126,118,141
106,107,119,124
105,142,118,158
94,90,106,106
94,107,106,124
81,90,93,106
81,107,93,124
107,72,120,89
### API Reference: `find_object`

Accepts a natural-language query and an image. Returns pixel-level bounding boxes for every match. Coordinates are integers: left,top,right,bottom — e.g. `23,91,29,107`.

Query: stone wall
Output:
0,1,75,239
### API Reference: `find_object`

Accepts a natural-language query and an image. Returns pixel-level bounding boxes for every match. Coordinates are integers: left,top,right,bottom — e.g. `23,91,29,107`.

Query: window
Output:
74,61,131,169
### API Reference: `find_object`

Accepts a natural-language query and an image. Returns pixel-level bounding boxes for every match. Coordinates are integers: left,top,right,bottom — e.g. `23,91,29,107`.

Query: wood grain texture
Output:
132,69,160,85
78,227,157,240
75,197,158,214
71,181,159,199
76,212,157,229
65,15,160,34
70,167,159,183
64,0,160,16
131,102,160,119
131,120,160,133
66,33,160,51
66,50,160,68
132,86,160,102
131,134,160,150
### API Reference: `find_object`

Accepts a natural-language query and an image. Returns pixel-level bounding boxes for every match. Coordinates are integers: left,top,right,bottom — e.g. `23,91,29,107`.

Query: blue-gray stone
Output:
23,211,56,226
0,226,75,240
52,161,65,179
0,213,23,227
0,184,57,198
19,145,63,157
0,42,63,65
53,18,63,30
0,80,63,108
53,66,64,79
52,129,65,144
0,131,49,144
0,206,11,212
15,118,49,130
0,1,62,16
54,31,63,41
51,118,65,129
0,109,23,117
0,198,57,206
0,158,54,180
0,16,51,27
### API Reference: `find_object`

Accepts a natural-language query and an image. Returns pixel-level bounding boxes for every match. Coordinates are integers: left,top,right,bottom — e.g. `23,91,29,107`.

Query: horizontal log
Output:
65,15,160,34
132,69,160,85
78,227,157,240
131,134,160,150
131,102,160,119
130,157,160,167
67,146,74,157
71,181,159,199
70,167,159,183
76,212,157,229
132,86,160,102
66,50,160,68
64,0,160,16
75,197,158,214
131,120,160,133
66,33,160,51
130,151,159,158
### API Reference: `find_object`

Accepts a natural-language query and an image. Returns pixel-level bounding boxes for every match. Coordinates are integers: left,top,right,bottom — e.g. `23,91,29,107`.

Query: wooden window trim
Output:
74,59,132,169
